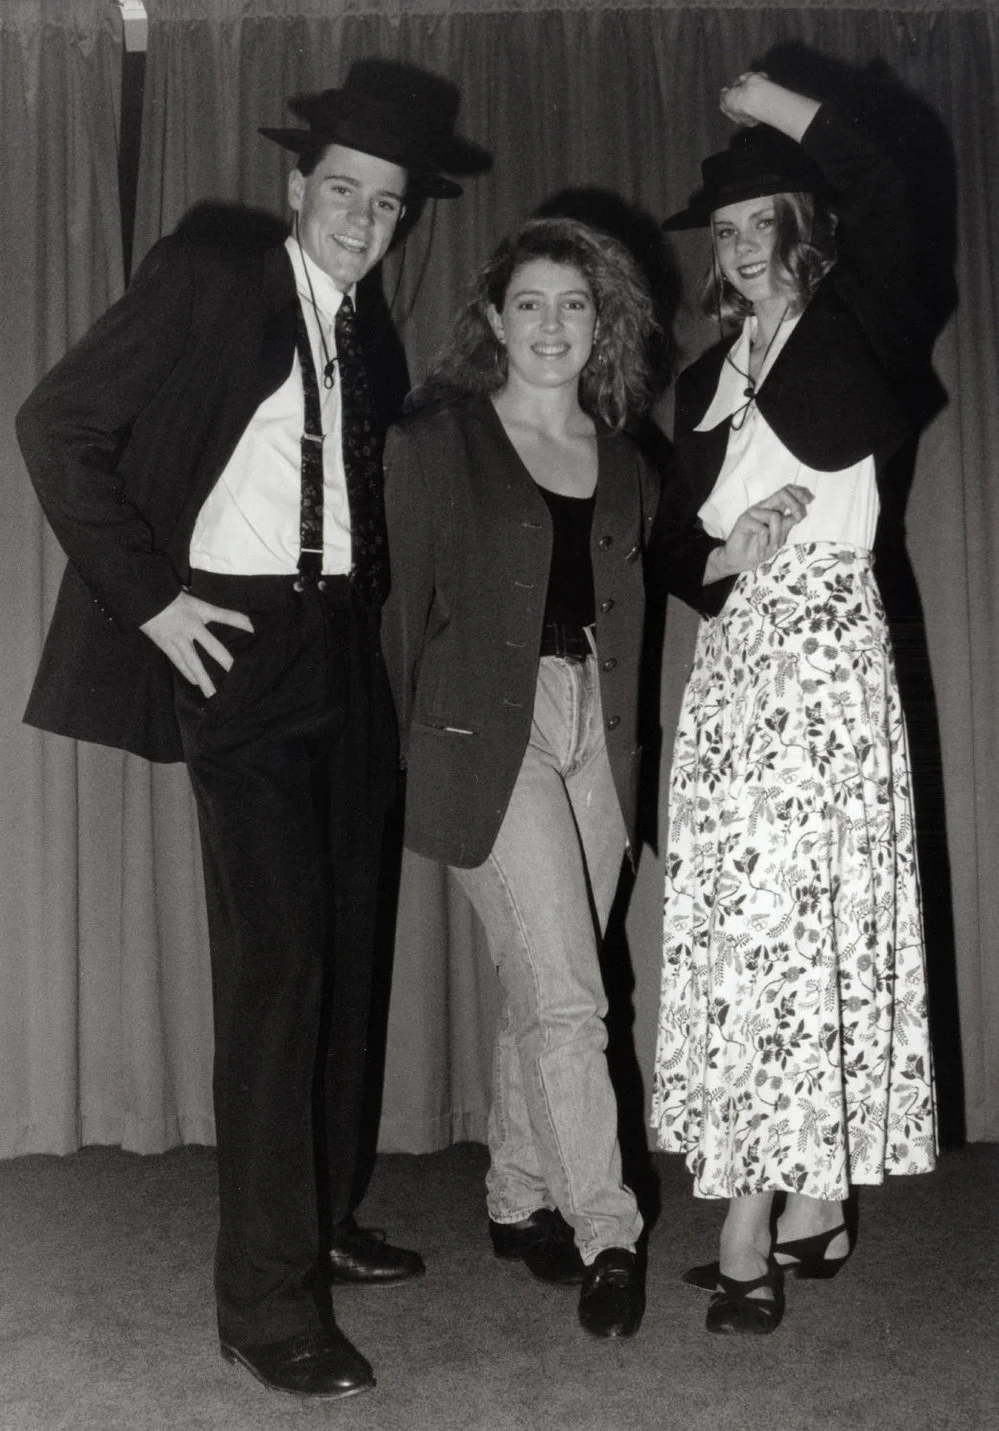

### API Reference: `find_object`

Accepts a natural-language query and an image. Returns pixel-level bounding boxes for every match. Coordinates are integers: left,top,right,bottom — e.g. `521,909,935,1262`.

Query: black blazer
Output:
19,235,326,761
662,104,918,618
381,395,659,868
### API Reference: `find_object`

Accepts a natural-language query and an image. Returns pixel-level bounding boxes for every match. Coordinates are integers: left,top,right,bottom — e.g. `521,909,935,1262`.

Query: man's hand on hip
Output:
140,591,254,697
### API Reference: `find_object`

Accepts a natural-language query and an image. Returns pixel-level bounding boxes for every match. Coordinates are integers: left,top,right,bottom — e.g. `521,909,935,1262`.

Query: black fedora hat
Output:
662,125,827,230
259,59,489,200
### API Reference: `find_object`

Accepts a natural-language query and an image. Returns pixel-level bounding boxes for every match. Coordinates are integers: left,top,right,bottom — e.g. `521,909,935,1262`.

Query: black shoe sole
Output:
575,1310,646,1339
219,1342,375,1400
330,1265,426,1286
522,1251,586,1287
491,1243,530,1261
579,1317,644,1339
492,1242,585,1286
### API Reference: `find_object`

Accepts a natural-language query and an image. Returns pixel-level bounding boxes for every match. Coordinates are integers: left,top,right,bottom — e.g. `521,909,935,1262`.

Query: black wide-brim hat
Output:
662,124,828,230
259,59,489,200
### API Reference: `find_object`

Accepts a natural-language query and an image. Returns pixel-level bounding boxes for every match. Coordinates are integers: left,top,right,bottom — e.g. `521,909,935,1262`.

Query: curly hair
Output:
702,190,837,332
407,216,659,431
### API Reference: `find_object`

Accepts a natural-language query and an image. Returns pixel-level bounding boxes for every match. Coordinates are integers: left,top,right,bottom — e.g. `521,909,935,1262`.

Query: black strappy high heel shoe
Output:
774,1223,850,1279
683,1222,851,1290
705,1262,784,1335
682,1258,722,1291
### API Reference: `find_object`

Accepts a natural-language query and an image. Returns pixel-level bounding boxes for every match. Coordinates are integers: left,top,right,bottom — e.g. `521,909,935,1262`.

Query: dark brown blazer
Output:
660,104,920,619
17,236,319,761
381,395,659,868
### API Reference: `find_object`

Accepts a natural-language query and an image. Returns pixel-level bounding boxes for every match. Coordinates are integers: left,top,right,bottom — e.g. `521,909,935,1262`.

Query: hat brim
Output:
662,176,803,231
258,126,464,199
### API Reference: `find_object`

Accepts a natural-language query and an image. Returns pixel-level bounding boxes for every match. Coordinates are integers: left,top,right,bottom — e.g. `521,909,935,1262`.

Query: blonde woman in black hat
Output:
17,62,484,1399
650,72,936,1335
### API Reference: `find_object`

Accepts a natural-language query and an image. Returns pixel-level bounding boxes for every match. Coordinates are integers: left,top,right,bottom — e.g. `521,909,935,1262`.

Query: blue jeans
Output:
451,657,643,1265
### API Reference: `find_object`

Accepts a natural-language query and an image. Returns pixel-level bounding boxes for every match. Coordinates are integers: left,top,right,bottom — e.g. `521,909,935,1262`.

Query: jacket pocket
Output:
411,717,480,738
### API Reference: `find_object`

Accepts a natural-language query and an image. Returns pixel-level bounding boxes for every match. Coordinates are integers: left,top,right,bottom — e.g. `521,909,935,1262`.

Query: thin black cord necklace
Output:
722,304,790,431
295,219,338,389
294,212,415,389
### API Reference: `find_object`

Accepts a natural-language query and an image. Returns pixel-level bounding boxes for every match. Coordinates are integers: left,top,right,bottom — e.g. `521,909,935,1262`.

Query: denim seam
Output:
484,847,598,1248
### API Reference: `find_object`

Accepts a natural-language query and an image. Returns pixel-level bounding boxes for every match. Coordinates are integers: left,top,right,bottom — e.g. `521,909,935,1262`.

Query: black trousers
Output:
175,573,397,1346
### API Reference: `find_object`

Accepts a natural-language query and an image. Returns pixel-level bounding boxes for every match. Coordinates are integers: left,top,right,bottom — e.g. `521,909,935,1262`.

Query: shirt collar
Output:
694,313,799,432
285,236,352,324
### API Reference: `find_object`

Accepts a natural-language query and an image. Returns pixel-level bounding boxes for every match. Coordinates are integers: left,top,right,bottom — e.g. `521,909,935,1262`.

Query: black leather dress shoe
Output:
489,1207,585,1285
219,1327,374,1399
577,1248,645,1338
329,1216,426,1285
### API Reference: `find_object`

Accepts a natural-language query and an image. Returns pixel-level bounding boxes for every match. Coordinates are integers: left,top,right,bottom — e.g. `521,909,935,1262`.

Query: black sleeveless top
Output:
536,484,596,628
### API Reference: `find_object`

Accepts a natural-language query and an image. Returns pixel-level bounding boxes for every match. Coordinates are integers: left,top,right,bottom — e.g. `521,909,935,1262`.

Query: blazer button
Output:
606,715,620,731
597,535,613,550
599,598,615,613
625,543,640,563
601,657,618,672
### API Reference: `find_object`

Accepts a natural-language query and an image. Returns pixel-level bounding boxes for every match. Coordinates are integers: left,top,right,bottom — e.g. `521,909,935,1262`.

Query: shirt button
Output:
597,535,613,550
599,598,615,613
606,715,620,731
601,657,618,672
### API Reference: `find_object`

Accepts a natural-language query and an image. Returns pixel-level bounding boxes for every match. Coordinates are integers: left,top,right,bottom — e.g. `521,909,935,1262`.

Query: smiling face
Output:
487,258,597,393
288,143,407,291
711,194,790,306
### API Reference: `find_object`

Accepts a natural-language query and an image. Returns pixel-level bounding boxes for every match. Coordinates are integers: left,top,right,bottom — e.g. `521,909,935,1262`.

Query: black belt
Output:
188,570,353,612
539,621,591,661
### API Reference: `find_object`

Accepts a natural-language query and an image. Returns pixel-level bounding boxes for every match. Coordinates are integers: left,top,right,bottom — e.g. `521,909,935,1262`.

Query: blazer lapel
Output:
256,244,299,407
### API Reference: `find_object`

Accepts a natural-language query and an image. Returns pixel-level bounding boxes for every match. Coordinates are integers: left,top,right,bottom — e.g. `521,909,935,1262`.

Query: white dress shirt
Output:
696,315,880,552
188,237,353,576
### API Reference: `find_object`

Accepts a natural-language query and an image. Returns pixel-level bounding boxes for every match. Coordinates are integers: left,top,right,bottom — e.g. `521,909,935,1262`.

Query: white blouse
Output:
695,315,879,552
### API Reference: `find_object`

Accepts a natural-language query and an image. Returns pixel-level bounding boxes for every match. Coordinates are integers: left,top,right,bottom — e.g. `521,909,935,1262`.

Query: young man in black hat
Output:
17,64,482,1401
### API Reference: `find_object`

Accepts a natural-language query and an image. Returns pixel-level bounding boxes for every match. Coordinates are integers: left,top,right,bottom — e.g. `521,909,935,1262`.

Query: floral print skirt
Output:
651,543,936,1200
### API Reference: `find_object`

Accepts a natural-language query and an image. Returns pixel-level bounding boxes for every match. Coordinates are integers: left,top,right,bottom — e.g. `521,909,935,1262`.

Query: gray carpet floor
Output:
1,1142,995,1431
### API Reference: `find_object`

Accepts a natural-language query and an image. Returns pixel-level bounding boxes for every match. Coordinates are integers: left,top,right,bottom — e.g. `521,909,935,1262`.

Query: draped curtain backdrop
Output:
1,0,215,1156
2,0,997,1160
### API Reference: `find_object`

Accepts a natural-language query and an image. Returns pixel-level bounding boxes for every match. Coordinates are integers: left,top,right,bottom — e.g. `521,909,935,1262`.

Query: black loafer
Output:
490,1208,585,1285
578,1248,645,1338
219,1327,374,1399
489,1207,562,1259
329,1217,426,1285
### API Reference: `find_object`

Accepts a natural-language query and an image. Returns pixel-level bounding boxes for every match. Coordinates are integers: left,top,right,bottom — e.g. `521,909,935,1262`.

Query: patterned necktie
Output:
334,295,389,608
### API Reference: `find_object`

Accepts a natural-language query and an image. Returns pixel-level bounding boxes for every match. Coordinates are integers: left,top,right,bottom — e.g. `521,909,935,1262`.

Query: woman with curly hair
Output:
651,73,936,1336
381,216,659,1339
